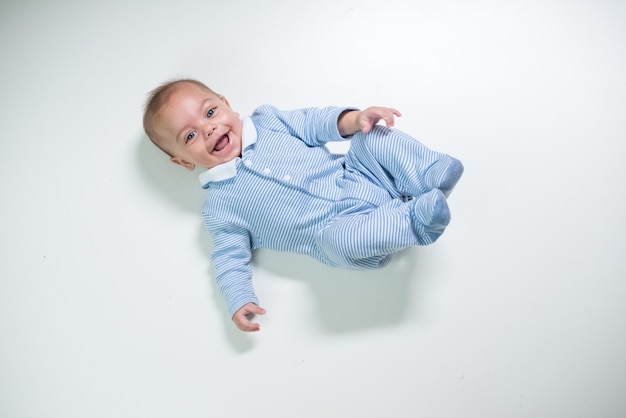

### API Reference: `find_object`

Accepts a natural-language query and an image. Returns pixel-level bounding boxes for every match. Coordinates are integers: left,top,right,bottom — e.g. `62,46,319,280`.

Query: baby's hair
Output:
143,78,219,157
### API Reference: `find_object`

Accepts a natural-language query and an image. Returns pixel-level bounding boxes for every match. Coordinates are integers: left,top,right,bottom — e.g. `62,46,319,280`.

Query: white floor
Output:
1,0,625,417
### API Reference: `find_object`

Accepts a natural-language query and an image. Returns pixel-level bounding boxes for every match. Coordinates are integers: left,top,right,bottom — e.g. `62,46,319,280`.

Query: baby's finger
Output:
250,305,267,316
243,320,261,332
383,110,398,128
361,121,374,134
234,314,261,332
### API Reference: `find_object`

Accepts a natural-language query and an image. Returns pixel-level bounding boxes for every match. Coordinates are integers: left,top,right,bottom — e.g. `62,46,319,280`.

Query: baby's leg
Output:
317,190,450,268
345,126,463,198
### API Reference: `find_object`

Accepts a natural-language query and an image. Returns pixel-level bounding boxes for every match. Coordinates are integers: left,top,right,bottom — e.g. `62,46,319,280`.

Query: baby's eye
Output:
185,132,196,143
207,108,215,118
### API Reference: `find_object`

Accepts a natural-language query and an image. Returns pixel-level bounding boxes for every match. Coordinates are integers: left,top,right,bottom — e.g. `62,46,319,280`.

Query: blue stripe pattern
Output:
202,105,462,316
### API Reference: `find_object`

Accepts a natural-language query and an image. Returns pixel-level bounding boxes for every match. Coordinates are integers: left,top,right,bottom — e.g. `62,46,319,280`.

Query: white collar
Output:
198,117,257,188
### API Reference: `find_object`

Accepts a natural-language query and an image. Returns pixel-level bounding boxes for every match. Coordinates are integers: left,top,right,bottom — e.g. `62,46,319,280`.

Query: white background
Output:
1,0,625,417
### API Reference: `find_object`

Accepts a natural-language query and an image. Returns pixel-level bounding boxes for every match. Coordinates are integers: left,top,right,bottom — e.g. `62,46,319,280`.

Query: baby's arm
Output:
338,107,401,137
203,215,262,332
254,105,356,147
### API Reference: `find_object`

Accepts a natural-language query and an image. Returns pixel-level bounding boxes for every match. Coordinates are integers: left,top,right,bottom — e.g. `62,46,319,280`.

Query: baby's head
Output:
143,79,243,170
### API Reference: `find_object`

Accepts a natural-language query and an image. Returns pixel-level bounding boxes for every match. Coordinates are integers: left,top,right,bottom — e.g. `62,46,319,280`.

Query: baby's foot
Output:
424,156,464,197
411,189,451,245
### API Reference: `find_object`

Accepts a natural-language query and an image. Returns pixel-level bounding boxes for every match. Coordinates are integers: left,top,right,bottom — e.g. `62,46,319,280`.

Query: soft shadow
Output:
137,133,422,339
255,248,420,334
197,230,261,352
138,133,255,351
135,133,205,213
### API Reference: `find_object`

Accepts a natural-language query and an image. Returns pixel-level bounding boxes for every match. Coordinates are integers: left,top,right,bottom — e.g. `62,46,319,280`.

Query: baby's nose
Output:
204,125,216,137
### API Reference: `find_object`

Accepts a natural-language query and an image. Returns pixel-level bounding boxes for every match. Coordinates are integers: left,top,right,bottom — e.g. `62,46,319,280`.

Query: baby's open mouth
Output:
213,134,229,152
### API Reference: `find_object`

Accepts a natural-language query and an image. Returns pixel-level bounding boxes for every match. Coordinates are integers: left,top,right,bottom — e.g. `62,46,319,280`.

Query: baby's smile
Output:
213,134,230,152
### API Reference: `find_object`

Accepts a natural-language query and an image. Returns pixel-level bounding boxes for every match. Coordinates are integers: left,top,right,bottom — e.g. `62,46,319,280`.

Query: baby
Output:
143,79,463,332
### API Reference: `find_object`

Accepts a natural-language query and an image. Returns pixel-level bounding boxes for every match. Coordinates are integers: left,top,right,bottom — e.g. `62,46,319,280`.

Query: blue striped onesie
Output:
199,105,463,316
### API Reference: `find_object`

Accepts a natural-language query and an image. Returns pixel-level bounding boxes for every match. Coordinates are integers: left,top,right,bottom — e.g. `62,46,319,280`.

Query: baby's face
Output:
156,83,243,170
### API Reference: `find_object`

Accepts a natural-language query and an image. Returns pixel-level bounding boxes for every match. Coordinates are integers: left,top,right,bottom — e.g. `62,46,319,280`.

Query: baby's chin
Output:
202,154,240,170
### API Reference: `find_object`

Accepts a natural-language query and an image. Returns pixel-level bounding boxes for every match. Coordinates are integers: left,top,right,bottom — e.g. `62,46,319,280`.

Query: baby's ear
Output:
221,96,239,116
220,96,239,116
170,157,195,171
220,95,232,107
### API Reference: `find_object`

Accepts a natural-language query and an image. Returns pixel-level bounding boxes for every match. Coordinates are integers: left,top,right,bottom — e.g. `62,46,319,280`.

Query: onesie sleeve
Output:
253,105,357,147
202,215,258,317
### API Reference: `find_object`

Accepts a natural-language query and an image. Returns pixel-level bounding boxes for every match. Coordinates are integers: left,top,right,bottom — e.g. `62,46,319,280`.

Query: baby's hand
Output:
359,106,401,134
232,302,266,332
